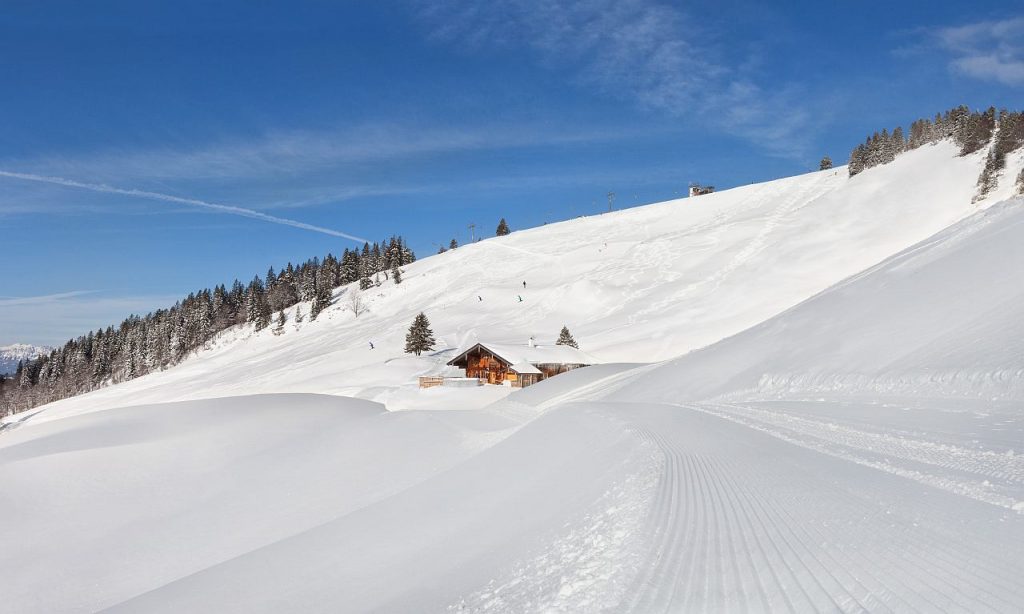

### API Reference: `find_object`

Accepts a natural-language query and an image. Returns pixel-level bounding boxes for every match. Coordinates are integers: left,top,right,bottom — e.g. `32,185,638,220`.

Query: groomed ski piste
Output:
2,140,1023,612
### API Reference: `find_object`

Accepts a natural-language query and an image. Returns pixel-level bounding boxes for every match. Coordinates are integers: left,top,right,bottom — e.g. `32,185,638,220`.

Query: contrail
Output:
0,169,367,242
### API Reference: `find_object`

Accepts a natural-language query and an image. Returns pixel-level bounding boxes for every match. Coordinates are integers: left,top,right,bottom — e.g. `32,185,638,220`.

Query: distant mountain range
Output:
0,344,51,376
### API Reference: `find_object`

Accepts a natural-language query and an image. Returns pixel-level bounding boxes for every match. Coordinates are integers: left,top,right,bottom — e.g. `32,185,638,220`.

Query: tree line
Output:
848,105,1024,200
0,236,415,417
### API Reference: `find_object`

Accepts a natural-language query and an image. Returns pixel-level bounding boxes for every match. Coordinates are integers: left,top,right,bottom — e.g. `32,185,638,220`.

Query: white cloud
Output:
934,17,1024,86
0,170,368,241
4,122,630,186
414,0,816,159
0,291,98,307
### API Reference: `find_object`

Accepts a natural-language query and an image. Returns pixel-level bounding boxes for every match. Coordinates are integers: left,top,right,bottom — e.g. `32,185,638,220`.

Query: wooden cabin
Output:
689,183,715,197
446,342,594,388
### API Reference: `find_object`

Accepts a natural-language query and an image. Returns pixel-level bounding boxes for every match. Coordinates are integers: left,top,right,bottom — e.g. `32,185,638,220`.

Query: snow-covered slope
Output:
612,196,1024,404
3,143,1024,612
13,140,1020,424
0,343,51,375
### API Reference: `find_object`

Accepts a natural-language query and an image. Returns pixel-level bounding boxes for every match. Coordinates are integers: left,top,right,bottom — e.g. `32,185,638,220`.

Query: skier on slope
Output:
369,341,374,350
522,280,526,289
517,295,523,302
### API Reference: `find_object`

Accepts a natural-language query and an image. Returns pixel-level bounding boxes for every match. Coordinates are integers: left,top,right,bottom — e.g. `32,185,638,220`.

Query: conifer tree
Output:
556,326,579,349
273,311,286,335
310,268,333,321
449,238,458,250
496,218,511,236
392,266,402,284
848,144,866,177
340,250,360,284
891,126,905,155
265,266,277,292
246,277,272,331
404,313,436,356
819,156,833,170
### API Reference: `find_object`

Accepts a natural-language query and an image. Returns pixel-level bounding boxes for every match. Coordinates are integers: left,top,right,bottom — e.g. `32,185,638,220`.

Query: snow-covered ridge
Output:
0,344,51,376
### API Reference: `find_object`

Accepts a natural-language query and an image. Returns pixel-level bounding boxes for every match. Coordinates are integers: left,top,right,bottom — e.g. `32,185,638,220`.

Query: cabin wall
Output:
460,348,510,385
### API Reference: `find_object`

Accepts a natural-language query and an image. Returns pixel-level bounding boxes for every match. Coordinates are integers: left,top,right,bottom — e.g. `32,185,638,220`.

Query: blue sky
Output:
1,0,1022,346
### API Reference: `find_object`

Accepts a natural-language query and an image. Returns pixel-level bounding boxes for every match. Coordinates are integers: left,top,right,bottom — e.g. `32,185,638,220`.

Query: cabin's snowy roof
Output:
448,342,597,368
509,361,542,375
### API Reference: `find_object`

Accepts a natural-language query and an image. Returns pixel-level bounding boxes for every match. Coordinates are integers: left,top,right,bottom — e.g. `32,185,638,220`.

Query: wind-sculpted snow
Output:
0,394,519,612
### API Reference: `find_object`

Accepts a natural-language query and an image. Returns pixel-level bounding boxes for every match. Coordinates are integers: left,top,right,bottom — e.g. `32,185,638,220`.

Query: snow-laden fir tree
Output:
449,238,458,250
392,266,402,285
340,250,360,284
819,156,832,170
299,264,318,302
556,326,579,349
404,313,435,356
273,311,286,335
310,267,333,321
496,218,510,236
265,266,277,293
848,144,866,176
246,277,272,331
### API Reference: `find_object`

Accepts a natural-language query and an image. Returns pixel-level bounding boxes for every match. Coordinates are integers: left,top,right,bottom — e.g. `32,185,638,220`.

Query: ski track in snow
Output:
614,404,1024,613
631,169,843,324
692,401,1024,512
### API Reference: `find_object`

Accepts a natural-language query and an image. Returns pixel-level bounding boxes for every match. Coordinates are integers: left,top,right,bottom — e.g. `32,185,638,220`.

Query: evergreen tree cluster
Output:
976,110,1024,200
847,126,907,176
0,236,415,418
848,105,1008,178
848,105,1024,199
